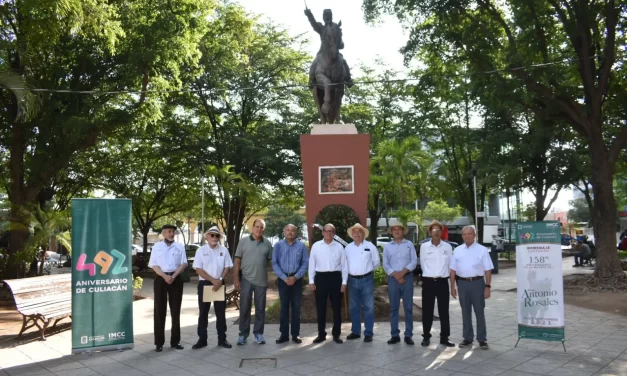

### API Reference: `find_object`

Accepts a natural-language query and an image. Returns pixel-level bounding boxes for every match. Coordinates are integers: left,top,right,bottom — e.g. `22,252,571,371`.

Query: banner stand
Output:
515,221,566,352
71,199,134,354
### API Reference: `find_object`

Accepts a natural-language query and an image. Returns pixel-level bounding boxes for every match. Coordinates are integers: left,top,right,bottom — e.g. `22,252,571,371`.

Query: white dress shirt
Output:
383,239,418,275
308,240,348,285
420,240,452,278
345,240,380,276
450,242,494,278
193,244,233,280
148,241,187,272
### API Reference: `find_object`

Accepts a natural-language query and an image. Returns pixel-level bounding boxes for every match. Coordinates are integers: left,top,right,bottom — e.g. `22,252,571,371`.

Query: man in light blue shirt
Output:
272,224,309,344
383,219,418,345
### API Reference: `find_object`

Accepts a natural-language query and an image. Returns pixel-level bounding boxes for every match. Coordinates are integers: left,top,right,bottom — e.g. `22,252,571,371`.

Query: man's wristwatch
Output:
485,284,491,288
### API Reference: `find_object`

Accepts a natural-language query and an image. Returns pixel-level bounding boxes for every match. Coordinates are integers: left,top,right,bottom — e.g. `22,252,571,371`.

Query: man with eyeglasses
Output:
308,223,348,344
419,220,455,347
192,226,233,349
272,224,309,344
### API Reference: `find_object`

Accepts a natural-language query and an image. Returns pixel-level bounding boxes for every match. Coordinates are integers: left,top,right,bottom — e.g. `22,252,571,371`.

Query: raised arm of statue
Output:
304,8,322,34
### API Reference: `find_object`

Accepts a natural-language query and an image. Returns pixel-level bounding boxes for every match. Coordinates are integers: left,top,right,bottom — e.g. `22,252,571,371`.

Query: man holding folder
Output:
192,226,233,349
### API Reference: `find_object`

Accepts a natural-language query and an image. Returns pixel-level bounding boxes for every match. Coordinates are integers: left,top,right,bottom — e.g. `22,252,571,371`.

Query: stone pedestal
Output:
300,124,370,244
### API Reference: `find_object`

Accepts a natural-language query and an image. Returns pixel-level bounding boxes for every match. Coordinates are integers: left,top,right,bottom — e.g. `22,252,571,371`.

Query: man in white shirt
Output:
419,220,455,347
344,223,380,343
148,224,188,352
450,225,494,350
308,223,348,344
192,226,233,349
383,219,418,345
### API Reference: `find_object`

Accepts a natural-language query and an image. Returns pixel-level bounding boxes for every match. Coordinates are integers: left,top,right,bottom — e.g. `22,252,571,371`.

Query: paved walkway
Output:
1,259,626,376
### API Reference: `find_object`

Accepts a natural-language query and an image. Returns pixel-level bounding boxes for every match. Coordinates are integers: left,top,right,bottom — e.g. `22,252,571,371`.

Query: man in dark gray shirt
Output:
573,239,591,267
234,219,273,345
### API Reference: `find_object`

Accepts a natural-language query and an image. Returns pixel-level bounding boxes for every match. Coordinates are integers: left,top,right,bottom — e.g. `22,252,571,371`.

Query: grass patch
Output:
265,299,281,323
618,251,627,259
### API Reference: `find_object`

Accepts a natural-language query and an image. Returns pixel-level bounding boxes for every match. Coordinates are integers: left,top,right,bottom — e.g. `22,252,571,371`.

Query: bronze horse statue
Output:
305,8,352,124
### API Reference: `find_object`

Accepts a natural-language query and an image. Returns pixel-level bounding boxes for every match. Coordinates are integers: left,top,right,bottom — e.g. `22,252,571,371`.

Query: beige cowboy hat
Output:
347,223,369,240
387,218,409,235
427,220,444,234
205,225,225,239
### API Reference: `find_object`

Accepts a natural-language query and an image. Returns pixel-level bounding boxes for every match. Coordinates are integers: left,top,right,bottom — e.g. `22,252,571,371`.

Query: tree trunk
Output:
224,195,247,256
369,207,379,245
589,147,623,278
142,225,150,255
506,187,513,243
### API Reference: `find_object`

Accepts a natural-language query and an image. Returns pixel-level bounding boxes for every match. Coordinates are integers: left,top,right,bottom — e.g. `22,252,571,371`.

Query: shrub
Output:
374,266,387,287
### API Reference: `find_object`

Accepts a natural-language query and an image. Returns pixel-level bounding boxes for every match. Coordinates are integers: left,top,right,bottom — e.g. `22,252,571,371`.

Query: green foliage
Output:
133,276,144,291
374,266,387,287
264,299,282,323
568,198,592,224
313,205,361,244
264,206,306,240
423,200,462,223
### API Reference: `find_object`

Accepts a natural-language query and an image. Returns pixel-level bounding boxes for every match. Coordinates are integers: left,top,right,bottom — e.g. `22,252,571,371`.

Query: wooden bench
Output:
2,274,72,340
225,285,240,310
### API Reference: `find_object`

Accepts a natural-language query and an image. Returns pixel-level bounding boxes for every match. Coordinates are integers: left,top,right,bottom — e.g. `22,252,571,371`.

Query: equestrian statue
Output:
305,7,354,124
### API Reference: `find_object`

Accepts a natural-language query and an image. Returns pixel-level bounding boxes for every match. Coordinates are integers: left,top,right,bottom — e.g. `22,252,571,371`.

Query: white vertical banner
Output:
516,221,565,343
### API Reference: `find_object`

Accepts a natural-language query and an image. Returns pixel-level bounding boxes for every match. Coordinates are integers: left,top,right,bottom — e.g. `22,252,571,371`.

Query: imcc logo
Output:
109,332,126,340
546,223,560,228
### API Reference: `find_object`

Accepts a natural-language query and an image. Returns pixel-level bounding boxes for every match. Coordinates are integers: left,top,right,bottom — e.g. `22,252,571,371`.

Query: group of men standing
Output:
147,218,494,352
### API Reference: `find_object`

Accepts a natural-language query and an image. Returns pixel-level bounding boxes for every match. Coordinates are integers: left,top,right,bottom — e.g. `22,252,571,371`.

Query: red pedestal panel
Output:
300,133,370,244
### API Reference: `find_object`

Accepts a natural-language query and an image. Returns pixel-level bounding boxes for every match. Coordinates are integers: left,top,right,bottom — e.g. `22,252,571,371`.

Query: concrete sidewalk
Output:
1,259,626,376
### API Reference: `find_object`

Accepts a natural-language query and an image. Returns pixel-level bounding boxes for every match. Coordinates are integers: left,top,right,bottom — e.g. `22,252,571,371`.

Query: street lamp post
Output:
200,167,205,244
471,161,478,240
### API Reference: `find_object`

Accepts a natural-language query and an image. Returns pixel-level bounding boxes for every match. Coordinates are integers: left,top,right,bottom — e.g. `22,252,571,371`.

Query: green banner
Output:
71,199,134,353
516,221,565,343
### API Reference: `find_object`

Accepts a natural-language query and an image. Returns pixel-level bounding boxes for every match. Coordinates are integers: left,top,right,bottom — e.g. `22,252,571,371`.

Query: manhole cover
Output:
240,358,277,368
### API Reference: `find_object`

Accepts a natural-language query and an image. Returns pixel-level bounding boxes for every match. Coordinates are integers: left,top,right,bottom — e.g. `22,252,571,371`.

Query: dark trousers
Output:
421,278,451,340
154,275,183,346
197,280,227,342
278,278,302,338
314,271,342,338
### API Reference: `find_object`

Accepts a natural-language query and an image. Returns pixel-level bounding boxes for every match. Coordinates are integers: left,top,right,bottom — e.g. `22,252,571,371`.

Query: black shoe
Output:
387,336,401,344
333,337,343,344
404,337,414,345
218,340,232,349
364,336,373,343
275,336,289,344
440,339,455,347
313,336,326,344
292,336,302,344
171,344,184,350
573,264,581,267
346,333,360,340
421,339,430,347
479,341,489,349
192,341,207,350
459,340,473,348
155,345,163,352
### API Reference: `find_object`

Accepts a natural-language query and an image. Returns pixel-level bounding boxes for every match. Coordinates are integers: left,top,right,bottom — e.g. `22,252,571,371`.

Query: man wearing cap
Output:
272,224,309,344
148,224,187,352
192,226,233,349
450,225,494,349
344,223,380,342
383,219,418,345
419,220,455,347
308,223,348,344
234,218,273,346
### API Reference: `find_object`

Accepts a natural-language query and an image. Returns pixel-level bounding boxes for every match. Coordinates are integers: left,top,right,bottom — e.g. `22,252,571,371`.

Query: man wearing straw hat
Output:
419,220,455,347
383,219,418,345
344,223,380,343
192,226,233,349
148,224,188,352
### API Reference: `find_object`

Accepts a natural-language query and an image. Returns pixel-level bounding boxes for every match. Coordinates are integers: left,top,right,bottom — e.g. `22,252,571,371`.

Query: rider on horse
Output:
305,8,354,89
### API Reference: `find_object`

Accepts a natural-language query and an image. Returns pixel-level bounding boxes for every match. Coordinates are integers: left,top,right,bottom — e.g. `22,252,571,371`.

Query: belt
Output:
422,276,449,281
349,271,373,279
164,272,176,276
287,273,296,277
456,276,483,281
316,271,341,274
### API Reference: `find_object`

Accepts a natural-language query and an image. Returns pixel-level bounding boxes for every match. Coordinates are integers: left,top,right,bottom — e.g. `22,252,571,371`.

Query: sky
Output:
235,0,573,213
